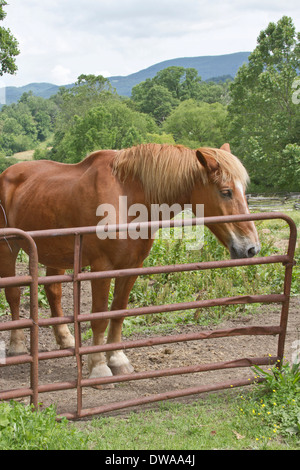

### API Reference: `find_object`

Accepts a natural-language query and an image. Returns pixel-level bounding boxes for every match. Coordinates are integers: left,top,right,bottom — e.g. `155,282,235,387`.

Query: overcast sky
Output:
1,0,299,87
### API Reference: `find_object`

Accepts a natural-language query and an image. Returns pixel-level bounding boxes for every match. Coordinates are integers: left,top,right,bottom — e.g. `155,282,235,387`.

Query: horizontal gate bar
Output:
1,212,294,240
78,294,286,323
78,325,282,356
0,318,34,331
74,255,290,281
80,356,278,389
0,275,33,288
0,325,282,366
0,294,286,334
0,294,286,333
0,254,290,289
60,376,266,420
0,387,33,401
0,356,275,402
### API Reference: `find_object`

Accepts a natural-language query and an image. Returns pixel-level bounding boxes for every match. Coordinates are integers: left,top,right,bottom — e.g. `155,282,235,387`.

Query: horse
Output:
0,143,260,380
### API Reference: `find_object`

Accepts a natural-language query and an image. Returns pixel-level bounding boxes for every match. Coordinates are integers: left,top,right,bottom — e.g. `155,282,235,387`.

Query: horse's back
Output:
0,151,117,232
0,151,115,196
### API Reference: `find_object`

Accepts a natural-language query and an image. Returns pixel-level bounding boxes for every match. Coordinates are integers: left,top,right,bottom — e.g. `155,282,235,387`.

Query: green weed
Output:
240,361,300,443
0,401,87,450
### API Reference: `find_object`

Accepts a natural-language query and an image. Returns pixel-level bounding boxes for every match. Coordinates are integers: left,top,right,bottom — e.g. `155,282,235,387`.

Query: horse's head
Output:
191,143,260,259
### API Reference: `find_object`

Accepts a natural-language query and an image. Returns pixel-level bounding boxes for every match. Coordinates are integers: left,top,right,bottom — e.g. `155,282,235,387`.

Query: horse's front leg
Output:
88,277,113,380
106,275,138,375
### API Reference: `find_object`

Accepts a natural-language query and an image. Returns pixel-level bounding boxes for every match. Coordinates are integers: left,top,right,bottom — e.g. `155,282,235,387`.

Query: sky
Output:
1,0,299,88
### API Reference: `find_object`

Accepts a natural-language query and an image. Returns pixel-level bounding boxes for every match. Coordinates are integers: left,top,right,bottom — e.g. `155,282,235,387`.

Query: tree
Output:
228,16,300,190
51,99,158,163
131,66,230,125
0,92,59,155
132,66,203,123
163,100,227,148
52,74,115,142
0,0,20,76
131,82,178,124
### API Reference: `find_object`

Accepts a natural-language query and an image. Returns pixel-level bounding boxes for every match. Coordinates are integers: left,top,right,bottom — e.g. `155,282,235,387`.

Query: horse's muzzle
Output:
229,241,261,259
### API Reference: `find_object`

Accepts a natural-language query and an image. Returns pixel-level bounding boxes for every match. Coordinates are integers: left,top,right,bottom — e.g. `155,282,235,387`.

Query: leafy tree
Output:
132,66,231,125
196,79,232,105
145,132,175,145
0,0,20,76
153,66,189,100
228,16,300,190
52,74,115,145
132,82,178,124
163,99,227,148
0,92,59,155
131,66,203,122
51,99,158,163
0,154,17,171
279,143,300,189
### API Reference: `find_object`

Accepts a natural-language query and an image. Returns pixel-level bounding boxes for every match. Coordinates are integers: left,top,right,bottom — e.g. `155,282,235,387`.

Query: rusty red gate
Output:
0,213,297,419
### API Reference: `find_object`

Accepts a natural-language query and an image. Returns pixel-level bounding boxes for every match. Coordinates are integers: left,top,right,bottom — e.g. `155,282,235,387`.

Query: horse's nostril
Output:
247,246,256,257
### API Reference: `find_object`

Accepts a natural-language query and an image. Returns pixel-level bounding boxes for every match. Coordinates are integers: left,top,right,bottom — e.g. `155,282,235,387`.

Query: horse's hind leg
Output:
44,267,75,349
0,242,27,355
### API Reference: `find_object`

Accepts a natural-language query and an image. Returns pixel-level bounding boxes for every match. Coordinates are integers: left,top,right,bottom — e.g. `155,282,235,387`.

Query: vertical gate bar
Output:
73,234,83,417
277,218,297,364
27,235,39,409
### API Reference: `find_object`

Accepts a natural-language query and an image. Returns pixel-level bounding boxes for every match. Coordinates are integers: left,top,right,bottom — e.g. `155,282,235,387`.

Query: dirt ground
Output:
0,274,299,418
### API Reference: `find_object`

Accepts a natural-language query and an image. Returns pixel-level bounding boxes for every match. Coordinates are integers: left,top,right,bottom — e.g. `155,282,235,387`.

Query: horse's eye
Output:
220,189,233,199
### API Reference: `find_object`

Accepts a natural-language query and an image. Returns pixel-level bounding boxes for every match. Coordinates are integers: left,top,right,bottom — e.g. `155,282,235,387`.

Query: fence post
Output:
73,233,83,416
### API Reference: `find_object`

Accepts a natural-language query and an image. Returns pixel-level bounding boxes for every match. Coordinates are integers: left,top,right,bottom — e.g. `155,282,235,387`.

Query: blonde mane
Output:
112,143,249,204
198,147,249,189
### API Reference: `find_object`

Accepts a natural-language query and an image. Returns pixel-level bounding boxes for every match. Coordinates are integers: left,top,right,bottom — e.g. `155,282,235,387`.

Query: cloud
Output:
51,65,73,85
2,0,300,86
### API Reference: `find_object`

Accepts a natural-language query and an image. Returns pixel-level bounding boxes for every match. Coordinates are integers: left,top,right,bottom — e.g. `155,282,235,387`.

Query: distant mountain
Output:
1,82,73,106
108,52,250,96
0,52,250,104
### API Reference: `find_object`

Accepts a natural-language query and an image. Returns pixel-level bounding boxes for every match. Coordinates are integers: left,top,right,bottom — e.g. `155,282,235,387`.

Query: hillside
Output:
109,52,250,96
0,51,250,104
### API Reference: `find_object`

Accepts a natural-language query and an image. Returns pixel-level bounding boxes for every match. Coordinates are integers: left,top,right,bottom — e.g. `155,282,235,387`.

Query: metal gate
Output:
0,213,297,419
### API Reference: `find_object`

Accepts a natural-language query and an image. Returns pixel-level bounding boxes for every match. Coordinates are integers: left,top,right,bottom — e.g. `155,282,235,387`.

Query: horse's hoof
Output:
109,362,134,376
92,383,115,390
8,342,28,356
88,363,115,389
108,352,134,376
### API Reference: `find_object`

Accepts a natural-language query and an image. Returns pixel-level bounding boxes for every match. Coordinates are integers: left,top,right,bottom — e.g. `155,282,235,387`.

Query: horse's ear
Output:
196,150,219,173
220,143,231,152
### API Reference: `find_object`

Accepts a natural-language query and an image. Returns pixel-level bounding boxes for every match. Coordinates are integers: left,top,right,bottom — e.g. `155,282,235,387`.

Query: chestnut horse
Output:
0,143,260,380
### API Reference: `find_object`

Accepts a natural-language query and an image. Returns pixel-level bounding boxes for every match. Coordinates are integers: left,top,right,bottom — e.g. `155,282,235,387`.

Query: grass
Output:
0,401,87,450
1,367,299,450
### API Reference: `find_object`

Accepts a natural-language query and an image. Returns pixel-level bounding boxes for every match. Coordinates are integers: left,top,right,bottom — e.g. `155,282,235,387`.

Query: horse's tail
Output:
0,172,8,229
